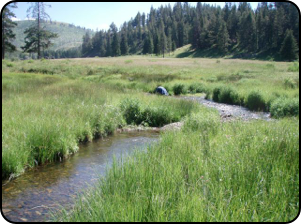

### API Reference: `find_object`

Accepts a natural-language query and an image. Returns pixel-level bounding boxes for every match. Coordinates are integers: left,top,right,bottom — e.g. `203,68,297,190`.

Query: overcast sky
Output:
3,2,296,31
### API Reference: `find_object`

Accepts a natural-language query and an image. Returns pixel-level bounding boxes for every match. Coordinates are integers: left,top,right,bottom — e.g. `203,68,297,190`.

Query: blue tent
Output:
155,86,169,96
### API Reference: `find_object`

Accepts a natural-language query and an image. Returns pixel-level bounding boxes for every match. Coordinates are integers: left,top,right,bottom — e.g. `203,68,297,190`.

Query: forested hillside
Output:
10,20,93,58
79,2,299,61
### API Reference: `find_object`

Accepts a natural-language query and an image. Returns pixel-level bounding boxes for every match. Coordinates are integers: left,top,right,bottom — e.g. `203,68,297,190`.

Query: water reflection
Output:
2,131,159,222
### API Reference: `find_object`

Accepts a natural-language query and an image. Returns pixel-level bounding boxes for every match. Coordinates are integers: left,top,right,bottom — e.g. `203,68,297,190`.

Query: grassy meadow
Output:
2,56,299,222
3,56,299,113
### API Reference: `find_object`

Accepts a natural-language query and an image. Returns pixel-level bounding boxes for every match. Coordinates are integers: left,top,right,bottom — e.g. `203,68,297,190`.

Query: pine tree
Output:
106,31,112,57
159,19,166,57
143,31,153,54
192,12,201,49
22,2,58,59
272,7,285,50
2,2,17,59
81,32,92,57
238,11,256,52
120,31,129,55
217,21,230,54
280,29,298,61
110,23,120,57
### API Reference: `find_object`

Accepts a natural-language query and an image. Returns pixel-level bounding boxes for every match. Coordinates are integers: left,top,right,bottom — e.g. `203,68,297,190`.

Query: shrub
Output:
173,83,187,95
246,91,266,111
270,97,299,118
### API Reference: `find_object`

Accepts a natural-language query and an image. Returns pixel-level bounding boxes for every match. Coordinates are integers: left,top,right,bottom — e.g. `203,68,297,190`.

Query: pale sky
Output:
3,2,296,32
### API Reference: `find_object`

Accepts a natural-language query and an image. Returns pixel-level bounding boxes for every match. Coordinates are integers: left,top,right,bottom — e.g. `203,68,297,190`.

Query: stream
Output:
2,131,159,222
180,96,271,121
2,96,271,222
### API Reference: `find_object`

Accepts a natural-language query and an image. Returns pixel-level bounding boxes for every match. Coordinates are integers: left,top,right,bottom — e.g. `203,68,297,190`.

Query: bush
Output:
173,83,187,95
270,97,299,118
246,91,266,111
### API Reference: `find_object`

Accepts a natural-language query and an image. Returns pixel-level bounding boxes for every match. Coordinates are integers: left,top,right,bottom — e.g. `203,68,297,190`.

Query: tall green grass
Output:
2,73,197,179
57,114,299,222
2,58,299,114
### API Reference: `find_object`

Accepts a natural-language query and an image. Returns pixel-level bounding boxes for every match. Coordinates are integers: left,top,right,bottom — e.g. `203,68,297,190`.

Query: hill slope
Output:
12,20,94,51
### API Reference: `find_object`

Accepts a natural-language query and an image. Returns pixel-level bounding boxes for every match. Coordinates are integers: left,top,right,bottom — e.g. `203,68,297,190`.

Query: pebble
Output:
2,209,12,213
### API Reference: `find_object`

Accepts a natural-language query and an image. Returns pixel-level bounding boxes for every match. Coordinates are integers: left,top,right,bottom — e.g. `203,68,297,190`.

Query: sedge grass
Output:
56,113,299,222
2,72,197,179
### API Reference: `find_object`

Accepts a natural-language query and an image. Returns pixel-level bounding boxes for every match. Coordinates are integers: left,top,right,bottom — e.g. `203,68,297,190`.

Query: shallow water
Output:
181,96,271,121
2,131,159,222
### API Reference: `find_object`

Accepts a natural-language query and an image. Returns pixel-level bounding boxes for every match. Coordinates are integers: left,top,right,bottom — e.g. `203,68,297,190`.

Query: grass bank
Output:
2,72,198,179
57,113,299,222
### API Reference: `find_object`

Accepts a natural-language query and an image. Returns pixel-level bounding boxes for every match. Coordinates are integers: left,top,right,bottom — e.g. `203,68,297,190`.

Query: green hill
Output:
12,20,94,51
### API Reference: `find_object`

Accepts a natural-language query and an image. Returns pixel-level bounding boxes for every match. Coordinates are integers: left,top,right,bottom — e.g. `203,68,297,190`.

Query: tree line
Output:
2,2,299,61
79,2,299,61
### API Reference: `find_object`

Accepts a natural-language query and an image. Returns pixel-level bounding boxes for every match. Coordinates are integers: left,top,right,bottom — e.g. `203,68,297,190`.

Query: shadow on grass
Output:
175,46,284,61
176,47,226,59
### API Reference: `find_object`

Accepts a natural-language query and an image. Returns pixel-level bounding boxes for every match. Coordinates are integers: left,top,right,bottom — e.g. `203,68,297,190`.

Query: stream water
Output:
2,131,159,222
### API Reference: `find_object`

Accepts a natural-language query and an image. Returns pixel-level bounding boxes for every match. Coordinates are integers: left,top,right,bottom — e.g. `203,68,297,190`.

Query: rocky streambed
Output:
180,95,272,122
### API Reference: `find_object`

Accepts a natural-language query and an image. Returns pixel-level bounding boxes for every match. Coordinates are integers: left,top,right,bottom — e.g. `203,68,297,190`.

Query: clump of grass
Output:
173,83,187,95
120,98,143,125
188,83,207,94
270,97,299,118
218,86,240,105
124,60,133,64
6,62,14,67
212,86,222,101
287,62,299,72
183,108,220,134
246,91,266,111
212,86,240,105
266,63,275,69
120,97,197,127
284,78,297,89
